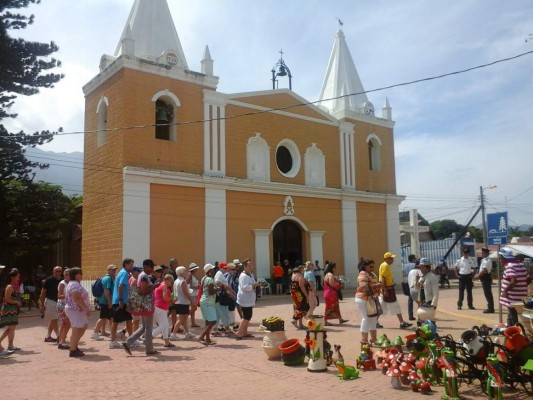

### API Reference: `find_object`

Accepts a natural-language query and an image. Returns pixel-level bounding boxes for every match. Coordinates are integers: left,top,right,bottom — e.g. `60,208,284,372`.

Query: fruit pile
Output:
262,316,285,331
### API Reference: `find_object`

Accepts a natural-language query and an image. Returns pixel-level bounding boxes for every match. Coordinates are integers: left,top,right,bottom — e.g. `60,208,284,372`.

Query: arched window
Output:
247,133,270,182
152,90,181,141
366,133,382,171
96,96,108,146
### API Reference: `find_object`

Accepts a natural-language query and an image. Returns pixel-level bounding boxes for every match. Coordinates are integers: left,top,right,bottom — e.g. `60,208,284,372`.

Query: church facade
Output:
82,0,404,285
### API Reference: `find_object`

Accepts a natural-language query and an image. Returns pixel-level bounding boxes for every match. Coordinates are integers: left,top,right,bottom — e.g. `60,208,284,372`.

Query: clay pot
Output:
504,326,529,353
262,330,288,360
280,345,306,366
279,338,301,355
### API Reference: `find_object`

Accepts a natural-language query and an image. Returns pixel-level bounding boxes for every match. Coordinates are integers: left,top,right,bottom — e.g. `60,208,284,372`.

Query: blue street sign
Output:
488,237,507,245
487,212,508,238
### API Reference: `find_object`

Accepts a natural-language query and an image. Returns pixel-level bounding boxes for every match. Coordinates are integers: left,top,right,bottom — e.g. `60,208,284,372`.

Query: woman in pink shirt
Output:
152,274,175,347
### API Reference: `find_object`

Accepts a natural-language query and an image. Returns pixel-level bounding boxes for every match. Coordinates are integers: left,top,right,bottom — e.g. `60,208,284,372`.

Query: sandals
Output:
340,319,349,324
146,350,160,355
191,324,201,328
205,341,216,346
291,320,299,329
234,336,244,340
245,334,254,338
8,347,21,351
163,343,176,348
197,339,209,346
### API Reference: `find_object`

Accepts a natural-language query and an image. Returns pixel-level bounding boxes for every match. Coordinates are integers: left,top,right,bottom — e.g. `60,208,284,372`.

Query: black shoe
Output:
69,348,85,357
122,342,132,356
468,306,476,310
376,323,384,328
408,317,416,321
457,306,462,310
483,309,495,314
400,322,413,329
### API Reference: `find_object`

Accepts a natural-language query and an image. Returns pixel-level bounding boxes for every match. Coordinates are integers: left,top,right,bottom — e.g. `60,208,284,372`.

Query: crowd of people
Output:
0,257,262,358
0,247,531,357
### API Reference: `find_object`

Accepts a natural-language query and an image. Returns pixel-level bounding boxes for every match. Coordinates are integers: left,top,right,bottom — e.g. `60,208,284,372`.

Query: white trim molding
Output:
341,200,358,288
123,179,150,264
205,187,227,263
253,229,271,279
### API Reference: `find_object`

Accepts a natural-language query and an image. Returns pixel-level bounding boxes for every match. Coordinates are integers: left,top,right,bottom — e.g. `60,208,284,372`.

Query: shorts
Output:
274,277,283,285
241,306,253,321
168,304,179,314
112,305,132,323
44,299,58,322
65,309,88,329
99,305,114,320
175,304,190,315
200,303,217,323
379,296,402,315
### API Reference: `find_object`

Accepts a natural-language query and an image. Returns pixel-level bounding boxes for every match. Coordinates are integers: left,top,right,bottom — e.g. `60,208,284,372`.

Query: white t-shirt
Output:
408,268,421,289
454,257,476,275
173,276,190,305
479,257,492,275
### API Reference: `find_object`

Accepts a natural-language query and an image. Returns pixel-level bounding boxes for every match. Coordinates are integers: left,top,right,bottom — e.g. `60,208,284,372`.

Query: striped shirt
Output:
500,262,529,307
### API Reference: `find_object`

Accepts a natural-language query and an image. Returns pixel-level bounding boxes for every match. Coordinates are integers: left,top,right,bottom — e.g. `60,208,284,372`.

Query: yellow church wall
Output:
225,191,344,274
232,92,333,121
82,72,129,276
356,201,388,263
353,121,397,194
114,69,206,175
150,184,205,266
225,103,342,188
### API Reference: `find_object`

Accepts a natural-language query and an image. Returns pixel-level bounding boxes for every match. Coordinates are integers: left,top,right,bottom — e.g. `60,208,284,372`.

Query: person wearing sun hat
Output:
197,264,220,345
499,249,529,326
416,258,439,321
378,251,412,329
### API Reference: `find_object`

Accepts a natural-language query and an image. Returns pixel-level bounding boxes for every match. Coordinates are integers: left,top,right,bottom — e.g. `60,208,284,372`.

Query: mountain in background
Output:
25,147,83,196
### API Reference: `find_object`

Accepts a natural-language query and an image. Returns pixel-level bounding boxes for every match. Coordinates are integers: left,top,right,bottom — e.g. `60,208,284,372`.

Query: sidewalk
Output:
1,281,530,400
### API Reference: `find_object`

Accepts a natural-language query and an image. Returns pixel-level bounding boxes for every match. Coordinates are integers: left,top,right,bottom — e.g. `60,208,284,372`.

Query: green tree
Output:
0,1,66,266
0,0,64,181
430,219,465,240
1,181,79,264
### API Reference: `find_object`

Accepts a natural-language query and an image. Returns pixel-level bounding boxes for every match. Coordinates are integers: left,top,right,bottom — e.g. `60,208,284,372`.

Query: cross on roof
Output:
400,209,430,257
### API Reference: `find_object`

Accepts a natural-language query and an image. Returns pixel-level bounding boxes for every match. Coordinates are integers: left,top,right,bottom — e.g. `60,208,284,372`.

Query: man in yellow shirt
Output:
378,251,413,329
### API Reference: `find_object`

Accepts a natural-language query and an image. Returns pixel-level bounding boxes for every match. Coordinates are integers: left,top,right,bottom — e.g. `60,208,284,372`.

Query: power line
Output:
1,49,532,140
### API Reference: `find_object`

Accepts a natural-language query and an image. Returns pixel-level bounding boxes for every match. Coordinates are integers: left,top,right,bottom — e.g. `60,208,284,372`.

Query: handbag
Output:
127,285,154,316
217,289,231,306
401,282,410,296
382,285,397,303
366,284,383,318
336,288,343,301
366,296,383,318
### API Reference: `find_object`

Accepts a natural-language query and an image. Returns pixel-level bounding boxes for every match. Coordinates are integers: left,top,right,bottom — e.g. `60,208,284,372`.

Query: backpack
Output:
91,277,104,297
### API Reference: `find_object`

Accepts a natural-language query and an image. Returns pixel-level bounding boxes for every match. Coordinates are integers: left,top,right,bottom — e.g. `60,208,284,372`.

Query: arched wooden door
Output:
272,219,303,269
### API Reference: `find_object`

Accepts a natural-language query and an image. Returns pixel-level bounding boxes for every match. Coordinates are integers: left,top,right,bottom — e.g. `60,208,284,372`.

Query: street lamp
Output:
480,185,497,246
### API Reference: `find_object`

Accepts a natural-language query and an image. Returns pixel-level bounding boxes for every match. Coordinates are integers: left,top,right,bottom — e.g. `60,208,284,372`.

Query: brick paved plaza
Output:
1,281,531,400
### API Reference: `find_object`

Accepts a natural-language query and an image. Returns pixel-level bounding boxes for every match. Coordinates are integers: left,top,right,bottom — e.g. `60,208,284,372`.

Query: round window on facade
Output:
275,140,300,178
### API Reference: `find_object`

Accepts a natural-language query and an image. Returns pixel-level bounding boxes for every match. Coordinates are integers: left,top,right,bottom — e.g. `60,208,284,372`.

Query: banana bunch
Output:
264,316,283,323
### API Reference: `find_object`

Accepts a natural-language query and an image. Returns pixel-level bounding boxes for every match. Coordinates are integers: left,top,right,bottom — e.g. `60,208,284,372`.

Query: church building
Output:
82,0,404,285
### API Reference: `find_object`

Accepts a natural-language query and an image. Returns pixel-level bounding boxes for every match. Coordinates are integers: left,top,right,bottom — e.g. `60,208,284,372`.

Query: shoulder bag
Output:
366,284,383,318
195,277,205,307
382,285,397,303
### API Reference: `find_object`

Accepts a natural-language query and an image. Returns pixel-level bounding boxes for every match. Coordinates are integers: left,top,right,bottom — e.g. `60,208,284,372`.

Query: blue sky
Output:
4,0,533,226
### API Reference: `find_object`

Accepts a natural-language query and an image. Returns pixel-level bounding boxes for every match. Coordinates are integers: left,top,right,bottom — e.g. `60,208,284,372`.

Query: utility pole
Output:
480,186,488,246
480,185,497,246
